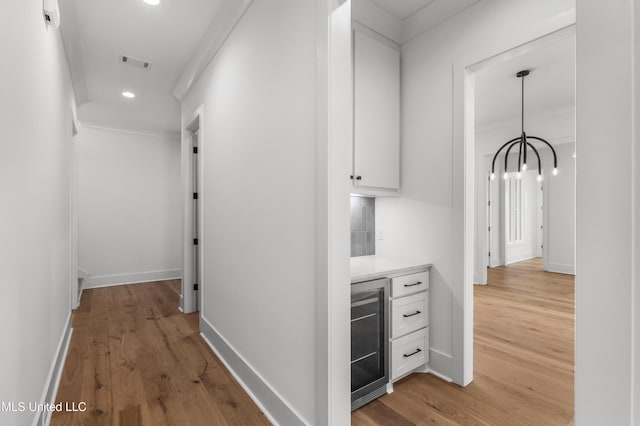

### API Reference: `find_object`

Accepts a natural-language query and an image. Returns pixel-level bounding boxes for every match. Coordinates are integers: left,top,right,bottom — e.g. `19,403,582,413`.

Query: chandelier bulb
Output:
537,174,543,182
503,172,508,180
521,163,527,171
516,172,522,179
552,168,558,176
490,173,495,180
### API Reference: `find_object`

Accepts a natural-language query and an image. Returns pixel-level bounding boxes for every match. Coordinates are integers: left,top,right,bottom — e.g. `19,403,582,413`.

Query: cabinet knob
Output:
356,176,362,180
350,175,354,180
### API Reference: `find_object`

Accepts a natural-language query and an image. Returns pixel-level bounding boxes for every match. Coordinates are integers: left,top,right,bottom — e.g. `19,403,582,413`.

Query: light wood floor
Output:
51,280,269,426
352,258,575,426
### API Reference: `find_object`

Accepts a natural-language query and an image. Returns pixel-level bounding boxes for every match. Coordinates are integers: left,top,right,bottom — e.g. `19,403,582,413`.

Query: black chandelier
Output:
490,69,557,182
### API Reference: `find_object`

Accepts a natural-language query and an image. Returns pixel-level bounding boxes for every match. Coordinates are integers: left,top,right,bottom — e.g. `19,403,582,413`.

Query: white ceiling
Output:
59,0,222,133
474,34,576,129
57,0,502,134
368,0,435,21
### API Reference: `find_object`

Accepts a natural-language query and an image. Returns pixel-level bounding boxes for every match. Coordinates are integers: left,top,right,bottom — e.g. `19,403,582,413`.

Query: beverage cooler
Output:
351,277,389,410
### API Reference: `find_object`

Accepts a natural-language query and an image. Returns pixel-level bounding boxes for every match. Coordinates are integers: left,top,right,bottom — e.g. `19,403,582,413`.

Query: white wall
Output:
476,109,575,155
543,142,575,273
375,0,575,384
180,0,319,423
78,126,181,287
0,2,76,425
576,0,638,424
635,1,640,421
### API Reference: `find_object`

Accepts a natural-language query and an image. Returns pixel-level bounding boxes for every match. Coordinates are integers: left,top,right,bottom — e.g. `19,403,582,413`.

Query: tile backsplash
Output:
350,196,375,257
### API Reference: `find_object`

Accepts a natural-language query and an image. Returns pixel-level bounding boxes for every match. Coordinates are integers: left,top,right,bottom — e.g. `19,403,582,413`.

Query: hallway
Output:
51,281,269,425
352,258,575,425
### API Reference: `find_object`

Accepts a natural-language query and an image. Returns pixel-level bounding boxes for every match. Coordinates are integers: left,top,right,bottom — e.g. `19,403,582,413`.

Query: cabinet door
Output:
391,270,429,298
353,29,400,190
391,291,428,339
391,327,429,381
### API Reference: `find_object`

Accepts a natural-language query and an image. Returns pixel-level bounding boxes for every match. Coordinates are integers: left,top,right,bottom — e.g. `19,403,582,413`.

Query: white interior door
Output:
182,116,201,314
504,171,537,264
191,130,200,312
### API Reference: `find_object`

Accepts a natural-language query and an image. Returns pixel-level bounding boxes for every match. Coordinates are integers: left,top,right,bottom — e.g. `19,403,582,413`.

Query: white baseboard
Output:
199,316,307,426
83,269,182,289
77,268,89,279
473,272,487,285
426,347,454,385
506,254,535,265
426,368,453,383
77,279,84,308
33,313,73,426
545,263,575,275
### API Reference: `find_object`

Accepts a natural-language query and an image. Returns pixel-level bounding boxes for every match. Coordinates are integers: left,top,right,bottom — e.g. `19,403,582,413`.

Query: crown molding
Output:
172,0,255,102
79,122,180,141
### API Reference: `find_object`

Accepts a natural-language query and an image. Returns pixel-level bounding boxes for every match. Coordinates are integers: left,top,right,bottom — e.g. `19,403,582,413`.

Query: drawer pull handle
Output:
404,281,422,288
403,310,422,318
403,348,422,358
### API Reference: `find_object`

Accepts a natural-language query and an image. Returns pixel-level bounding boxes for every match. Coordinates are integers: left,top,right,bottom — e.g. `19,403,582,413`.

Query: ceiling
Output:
59,0,222,134
474,34,576,129
368,0,435,21
57,0,492,134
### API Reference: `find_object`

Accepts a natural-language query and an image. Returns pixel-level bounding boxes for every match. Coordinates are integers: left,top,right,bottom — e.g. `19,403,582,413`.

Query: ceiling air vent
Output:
120,55,152,70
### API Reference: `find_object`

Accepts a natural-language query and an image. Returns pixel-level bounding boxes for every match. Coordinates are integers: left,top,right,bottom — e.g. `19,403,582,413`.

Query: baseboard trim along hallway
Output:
199,316,307,426
35,314,73,426
82,269,182,289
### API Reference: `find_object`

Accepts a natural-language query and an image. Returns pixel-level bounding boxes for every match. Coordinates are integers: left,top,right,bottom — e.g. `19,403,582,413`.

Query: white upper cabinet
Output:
353,28,400,193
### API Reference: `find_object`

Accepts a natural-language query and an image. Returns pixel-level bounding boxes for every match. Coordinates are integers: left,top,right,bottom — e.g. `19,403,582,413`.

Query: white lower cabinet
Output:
391,291,428,339
391,271,429,298
391,328,429,381
389,268,430,382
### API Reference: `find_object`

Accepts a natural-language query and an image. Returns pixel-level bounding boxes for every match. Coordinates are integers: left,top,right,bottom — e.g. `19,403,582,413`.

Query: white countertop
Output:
350,255,432,283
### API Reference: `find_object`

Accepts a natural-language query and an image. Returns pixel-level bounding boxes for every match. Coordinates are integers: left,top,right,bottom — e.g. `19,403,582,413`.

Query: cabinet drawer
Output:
391,271,429,297
391,291,428,339
391,328,429,381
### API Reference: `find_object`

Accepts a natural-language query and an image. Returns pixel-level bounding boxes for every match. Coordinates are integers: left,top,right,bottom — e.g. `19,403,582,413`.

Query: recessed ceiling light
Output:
143,0,160,5
122,91,135,99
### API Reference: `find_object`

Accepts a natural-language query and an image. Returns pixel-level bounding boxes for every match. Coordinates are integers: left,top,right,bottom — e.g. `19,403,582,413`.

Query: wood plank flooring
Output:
51,280,269,426
352,258,575,426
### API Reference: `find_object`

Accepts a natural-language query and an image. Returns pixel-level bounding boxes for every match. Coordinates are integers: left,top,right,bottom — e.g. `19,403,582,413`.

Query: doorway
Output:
70,117,80,309
182,113,203,313
472,28,576,283
466,23,576,421
482,163,544,284
498,170,542,266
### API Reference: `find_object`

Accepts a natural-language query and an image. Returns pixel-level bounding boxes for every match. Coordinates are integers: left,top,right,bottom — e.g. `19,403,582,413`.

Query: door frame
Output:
454,23,576,385
182,107,204,314
70,115,80,310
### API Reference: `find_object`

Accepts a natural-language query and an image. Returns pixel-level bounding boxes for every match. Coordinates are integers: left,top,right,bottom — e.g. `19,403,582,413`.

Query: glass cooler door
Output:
351,278,388,402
